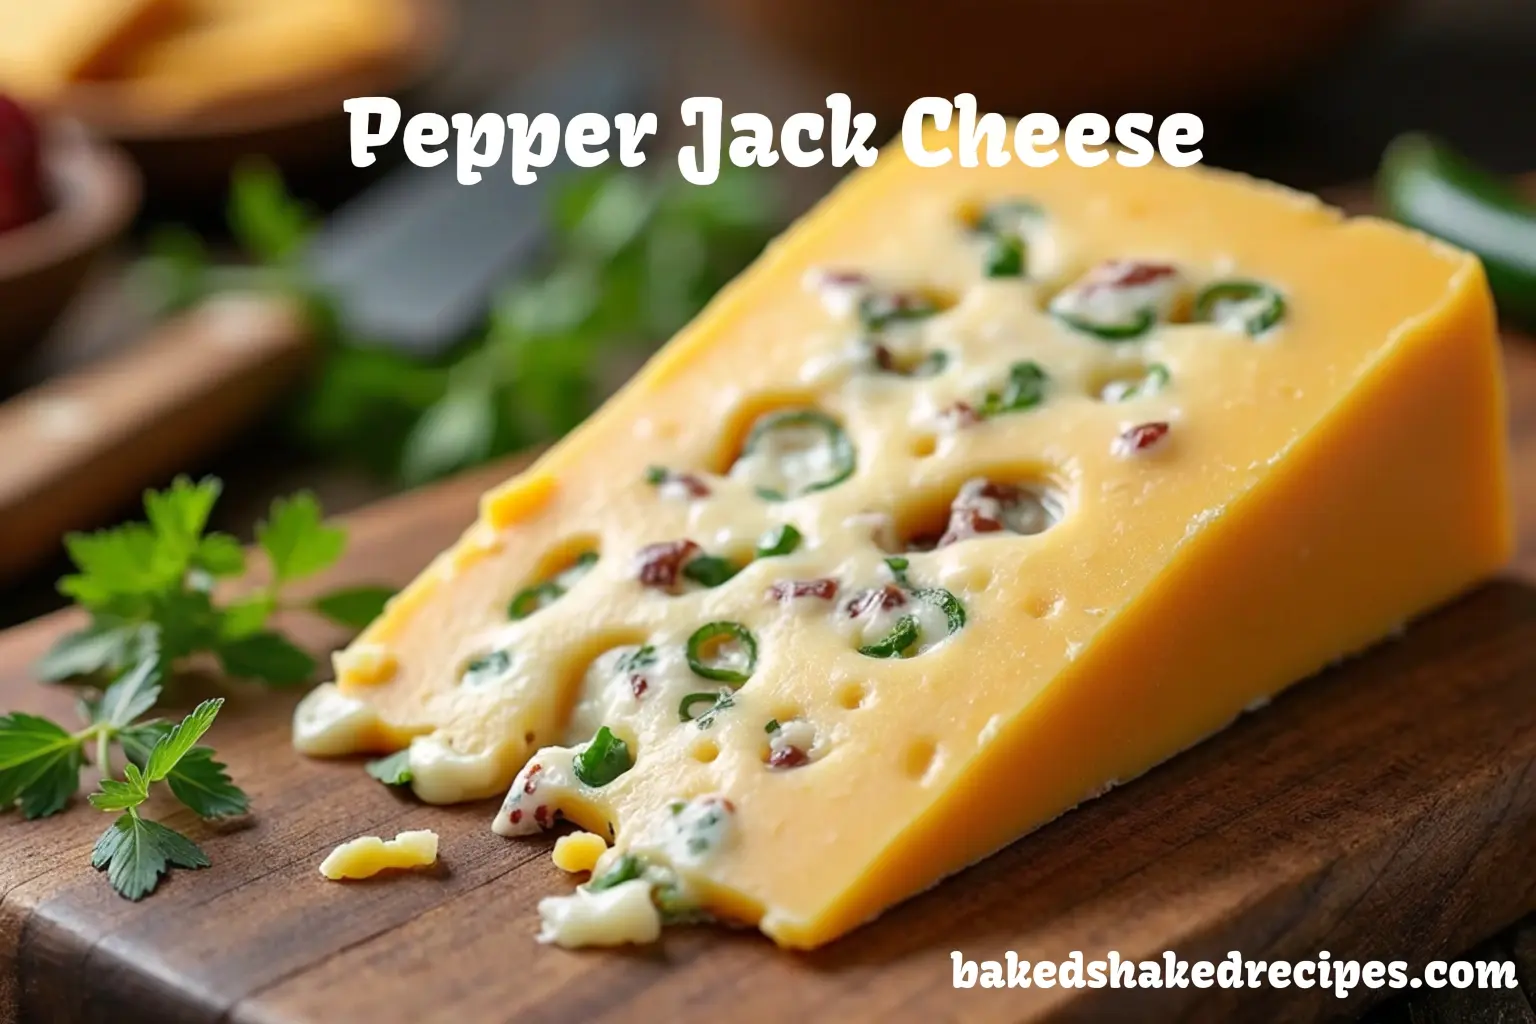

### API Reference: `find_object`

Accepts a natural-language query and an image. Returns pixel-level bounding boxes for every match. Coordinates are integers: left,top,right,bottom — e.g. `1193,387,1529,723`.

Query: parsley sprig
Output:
38,477,392,689
3,477,393,899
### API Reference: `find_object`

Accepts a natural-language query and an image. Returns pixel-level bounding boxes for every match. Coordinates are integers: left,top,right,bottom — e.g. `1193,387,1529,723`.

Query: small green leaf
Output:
0,712,85,819
218,594,276,640
312,586,395,629
93,651,163,729
120,723,248,819
399,386,497,485
258,492,346,584
365,750,414,787
228,159,314,265
34,620,143,682
193,533,246,577
143,477,222,563
217,632,316,686
144,699,224,784
88,773,148,813
92,813,209,901
573,727,632,788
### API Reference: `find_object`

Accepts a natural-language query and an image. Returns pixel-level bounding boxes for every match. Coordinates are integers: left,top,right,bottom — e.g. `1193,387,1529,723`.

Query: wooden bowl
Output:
706,0,1399,118
0,123,141,373
45,0,452,199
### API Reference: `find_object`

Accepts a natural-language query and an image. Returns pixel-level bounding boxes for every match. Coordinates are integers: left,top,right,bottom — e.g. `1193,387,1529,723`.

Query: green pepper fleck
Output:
678,690,734,728
858,615,920,658
573,726,632,788
682,554,739,588
1053,307,1155,342
983,233,1026,278
1194,280,1286,336
461,648,512,687
587,853,642,891
914,587,968,636
755,524,802,559
981,360,1049,417
858,292,939,333
685,621,758,683
738,409,856,501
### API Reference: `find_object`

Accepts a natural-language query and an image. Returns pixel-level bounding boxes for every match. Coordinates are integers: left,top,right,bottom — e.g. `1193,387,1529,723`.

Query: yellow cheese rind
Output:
301,131,1511,948
319,830,439,880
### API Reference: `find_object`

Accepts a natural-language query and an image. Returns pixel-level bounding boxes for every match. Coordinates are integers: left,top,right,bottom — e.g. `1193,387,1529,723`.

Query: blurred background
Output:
0,0,1533,631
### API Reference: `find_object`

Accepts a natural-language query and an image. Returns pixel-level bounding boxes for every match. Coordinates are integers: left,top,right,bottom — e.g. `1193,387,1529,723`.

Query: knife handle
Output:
0,294,312,582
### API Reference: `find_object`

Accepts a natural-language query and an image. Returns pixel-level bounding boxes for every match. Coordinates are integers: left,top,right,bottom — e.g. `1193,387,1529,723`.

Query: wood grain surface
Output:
1,341,1536,1022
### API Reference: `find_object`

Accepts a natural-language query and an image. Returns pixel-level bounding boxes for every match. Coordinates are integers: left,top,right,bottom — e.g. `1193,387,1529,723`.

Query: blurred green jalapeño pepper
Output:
1378,134,1536,332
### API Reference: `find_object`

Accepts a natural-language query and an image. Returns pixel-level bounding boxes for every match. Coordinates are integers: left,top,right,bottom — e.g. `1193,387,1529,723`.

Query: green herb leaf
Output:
365,749,414,787
144,699,223,783
573,727,632,788
92,813,209,901
35,619,146,683
400,385,498,486
92,649,163,729
120,723,249,819
587,853,642,891
218,594,276,639
0,712,85,819
217,632,316,686
88,763,149,812
312,586,395,629
228,159,314,265
258,492,346,584
193,533,247,577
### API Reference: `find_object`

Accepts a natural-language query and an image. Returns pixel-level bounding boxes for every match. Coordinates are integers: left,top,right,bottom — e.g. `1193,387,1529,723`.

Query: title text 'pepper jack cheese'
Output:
295,128,1512,949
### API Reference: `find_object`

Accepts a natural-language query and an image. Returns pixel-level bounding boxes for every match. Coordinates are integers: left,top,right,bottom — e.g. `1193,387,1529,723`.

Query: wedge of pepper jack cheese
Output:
293,127,1513,949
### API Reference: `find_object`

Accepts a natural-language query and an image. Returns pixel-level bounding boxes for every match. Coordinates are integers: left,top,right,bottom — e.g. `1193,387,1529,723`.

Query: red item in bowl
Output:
0,95,46,234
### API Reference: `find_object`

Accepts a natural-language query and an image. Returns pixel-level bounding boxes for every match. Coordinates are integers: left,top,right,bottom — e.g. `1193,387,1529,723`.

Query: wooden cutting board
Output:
2,345,1536,1024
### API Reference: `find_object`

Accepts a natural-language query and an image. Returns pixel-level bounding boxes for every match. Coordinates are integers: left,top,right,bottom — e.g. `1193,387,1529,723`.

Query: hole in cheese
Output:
835,683,867,710
690,738,720,764
902,738,938,781
881,469,1068,553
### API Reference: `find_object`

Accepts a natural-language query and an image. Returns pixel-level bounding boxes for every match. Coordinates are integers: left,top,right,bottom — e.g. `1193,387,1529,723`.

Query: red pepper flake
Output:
767,578,839,603
1079,259,1180,293
522,763,543,795
534,804,551,828
845,583,908,619
938,477,1021,547
812,268,869,290
768,745,810,769
635,539,702,590
629,674,649,699
938,401,982,429
509,808,523,825
663,472,711,499
1114,421,1171,456
871,343,897,373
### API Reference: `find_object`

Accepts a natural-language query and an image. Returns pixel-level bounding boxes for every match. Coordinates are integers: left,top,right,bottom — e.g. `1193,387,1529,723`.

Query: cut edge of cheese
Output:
301,129,1512,950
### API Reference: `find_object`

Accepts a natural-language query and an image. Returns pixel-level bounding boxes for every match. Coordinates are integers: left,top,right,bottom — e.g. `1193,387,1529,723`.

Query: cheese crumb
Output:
552,831,608,874
332,643,399,686
319,829,439,880
537,878,662,948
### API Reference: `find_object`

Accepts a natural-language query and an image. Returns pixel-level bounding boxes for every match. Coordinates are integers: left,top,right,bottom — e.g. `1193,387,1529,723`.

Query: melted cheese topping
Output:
298,128,1510,949
319,830,439,880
